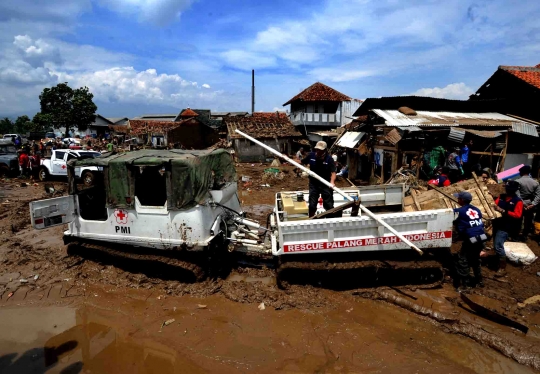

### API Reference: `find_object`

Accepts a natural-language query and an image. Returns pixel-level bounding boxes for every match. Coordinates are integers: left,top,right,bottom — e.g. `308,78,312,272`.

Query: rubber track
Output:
68,241,207,281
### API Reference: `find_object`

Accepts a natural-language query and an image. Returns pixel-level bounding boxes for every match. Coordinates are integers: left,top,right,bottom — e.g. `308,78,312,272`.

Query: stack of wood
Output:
404,173,501,234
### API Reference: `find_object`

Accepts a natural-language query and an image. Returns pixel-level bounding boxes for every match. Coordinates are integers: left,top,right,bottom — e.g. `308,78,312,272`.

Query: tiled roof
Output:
500,64,540,90
108,125,129,133
225,113,302,139
283,82,352,106
252,112,288,119
129,120,183,136
180,108,199,117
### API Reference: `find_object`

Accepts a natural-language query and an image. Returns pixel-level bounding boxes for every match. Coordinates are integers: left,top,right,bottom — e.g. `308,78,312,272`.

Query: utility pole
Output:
251,70,255,114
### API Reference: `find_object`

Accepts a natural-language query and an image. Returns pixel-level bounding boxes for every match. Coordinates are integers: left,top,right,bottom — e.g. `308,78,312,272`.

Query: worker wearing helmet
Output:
452,191,487,290
301,141,336,217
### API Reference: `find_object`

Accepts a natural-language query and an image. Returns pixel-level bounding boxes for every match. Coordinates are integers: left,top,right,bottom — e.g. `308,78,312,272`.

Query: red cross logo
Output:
61,164,66,169
466,208,479,220
114,209,128,224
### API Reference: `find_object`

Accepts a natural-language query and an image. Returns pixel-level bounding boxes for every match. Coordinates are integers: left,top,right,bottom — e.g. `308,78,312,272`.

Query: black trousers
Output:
309,183,334,217
522,205,537,237
455,240,483,283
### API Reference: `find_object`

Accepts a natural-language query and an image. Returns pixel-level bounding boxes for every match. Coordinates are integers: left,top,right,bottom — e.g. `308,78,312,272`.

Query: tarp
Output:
73,149,236,210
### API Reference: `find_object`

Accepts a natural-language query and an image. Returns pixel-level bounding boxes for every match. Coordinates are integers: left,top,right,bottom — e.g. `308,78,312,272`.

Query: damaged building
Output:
129,108,219,149
338,97,540,182
225,112,303,162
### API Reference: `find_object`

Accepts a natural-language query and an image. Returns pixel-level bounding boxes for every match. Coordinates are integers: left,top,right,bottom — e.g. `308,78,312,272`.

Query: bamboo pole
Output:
235,129,424,255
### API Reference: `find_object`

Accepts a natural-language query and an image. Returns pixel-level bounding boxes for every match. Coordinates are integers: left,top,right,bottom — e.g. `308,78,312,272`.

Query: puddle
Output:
227,273,275,285
0,307,205,374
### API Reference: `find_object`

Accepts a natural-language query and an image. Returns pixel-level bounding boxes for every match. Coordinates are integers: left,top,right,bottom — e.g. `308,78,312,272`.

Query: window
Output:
66,153,76,161
134,165,167,206
55,151,65,160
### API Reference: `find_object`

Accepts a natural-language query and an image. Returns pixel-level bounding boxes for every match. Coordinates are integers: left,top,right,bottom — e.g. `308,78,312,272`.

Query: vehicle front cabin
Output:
30,149,241,252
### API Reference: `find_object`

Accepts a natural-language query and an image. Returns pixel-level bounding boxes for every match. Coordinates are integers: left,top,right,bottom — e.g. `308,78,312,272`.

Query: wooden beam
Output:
499,132,509,172
427,184,459,203
506,114,540,126
472,171,497,219
311,200,359,219
410,189,422,211
472,151,502,156
374,145,398,152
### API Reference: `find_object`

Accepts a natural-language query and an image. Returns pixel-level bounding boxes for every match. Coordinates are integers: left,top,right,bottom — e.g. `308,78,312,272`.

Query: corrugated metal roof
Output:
336,131,366,148
462,129,503,138
309,131,339,137
512,122,539,137
372,110,539,133
448,127,466,143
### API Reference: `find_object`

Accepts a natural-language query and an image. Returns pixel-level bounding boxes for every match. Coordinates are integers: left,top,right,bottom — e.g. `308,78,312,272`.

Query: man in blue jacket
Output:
453,191,487,290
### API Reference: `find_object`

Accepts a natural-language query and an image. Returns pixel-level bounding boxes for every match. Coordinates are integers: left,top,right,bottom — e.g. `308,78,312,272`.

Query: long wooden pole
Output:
235,129,424,255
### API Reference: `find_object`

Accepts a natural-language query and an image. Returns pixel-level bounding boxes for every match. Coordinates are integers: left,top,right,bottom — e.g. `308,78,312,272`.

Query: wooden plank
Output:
442,197,453,209
374,145,398,152
410,189,422,211
427,184,459,203
472,172,498,219
311,200,358,219
499,132,509,172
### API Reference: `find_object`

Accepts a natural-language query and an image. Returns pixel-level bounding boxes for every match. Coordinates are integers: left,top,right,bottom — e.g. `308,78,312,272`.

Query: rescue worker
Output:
452,191,487,290
428,166,451,187
301,141,336,217
445,147,462,183
460,140,473,177
18,149,30,177
492,181,523,277
515,165,540,241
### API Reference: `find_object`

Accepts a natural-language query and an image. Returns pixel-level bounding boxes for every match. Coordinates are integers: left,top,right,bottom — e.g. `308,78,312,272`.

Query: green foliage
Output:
14,115,34,134
37,82,97,137
32,113,53,132
0,117,14,135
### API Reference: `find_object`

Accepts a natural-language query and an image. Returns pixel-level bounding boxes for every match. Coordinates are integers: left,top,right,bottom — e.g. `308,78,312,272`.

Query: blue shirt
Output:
453,204,485,239
461,145,470,163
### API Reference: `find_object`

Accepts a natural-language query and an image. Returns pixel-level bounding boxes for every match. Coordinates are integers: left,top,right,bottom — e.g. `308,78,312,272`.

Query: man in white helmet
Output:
301,141,337,217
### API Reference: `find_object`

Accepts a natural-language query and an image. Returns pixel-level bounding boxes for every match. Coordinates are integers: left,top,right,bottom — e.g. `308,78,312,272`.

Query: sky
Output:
0,0,539,119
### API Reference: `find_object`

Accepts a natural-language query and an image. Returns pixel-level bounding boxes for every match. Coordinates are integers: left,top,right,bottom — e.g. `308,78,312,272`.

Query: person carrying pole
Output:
301,141,336,218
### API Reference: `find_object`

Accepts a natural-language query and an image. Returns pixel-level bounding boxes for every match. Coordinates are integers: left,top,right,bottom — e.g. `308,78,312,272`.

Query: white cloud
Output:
221,50,277,70
272,107,286,112
202,83,210,89
411,83,473,100
55,67,221,106
99,0,195,25
309,68,377,83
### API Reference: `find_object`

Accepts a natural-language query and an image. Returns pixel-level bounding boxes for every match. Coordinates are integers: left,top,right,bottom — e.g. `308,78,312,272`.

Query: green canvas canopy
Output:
72,149,236,210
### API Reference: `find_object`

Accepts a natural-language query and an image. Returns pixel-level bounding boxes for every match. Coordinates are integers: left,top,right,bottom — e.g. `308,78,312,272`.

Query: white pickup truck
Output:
38,149,102,186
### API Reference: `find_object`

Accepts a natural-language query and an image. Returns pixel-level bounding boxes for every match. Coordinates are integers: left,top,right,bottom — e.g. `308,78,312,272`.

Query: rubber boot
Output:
473,269,484,288
495,257,507,277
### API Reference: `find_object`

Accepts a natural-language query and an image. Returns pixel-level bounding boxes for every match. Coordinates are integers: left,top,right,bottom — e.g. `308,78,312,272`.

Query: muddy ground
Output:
1,166,540,373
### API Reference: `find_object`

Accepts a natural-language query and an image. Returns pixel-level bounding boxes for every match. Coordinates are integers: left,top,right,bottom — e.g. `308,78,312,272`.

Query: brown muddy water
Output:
0,283,535,374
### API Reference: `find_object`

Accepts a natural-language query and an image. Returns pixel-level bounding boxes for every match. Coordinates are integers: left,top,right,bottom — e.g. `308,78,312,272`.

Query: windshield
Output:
0,145,17,154
77,152,101,159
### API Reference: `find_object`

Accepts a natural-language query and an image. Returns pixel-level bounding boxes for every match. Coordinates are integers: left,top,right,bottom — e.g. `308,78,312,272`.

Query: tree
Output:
37,82,97,137
14,115,35,134
32,113,53,133
0,118,14,135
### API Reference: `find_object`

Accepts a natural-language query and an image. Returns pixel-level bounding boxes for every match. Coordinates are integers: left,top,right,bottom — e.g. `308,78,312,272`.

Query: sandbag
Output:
504,242,538,266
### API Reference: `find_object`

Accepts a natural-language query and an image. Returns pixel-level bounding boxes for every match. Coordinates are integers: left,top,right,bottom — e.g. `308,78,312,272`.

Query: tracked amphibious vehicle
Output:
29,144,454,287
